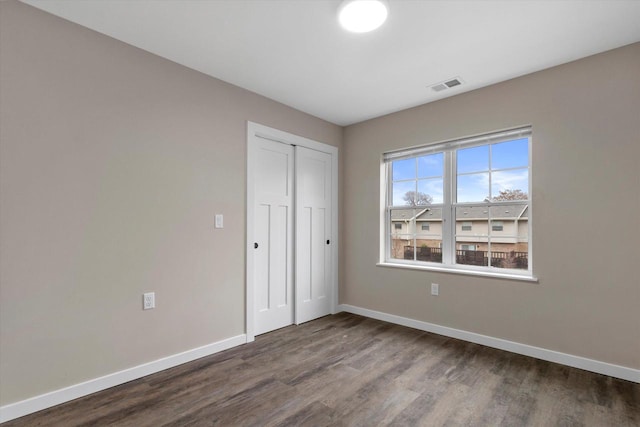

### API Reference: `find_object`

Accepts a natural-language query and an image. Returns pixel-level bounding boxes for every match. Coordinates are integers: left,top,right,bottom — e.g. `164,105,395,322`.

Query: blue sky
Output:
392,138,528,205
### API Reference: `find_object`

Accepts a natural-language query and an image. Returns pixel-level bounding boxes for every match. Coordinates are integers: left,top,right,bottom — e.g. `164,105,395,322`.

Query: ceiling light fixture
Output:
338,0,389,33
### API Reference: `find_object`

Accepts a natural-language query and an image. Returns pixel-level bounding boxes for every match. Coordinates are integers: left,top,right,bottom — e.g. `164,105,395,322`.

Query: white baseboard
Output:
338,304,639,384
0,334,247,423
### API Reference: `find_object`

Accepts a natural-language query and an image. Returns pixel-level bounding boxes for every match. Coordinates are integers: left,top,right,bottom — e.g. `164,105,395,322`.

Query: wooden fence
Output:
403,246,528,269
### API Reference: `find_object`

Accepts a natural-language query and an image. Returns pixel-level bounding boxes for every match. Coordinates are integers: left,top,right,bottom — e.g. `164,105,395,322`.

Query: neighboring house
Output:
391,204,528,267
455,204,529,252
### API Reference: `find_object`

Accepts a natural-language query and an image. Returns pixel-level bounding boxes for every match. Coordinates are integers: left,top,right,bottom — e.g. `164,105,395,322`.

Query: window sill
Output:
377,262,539,283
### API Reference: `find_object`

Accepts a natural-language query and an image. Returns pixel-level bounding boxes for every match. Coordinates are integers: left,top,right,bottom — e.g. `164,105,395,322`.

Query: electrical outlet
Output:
431,283,439,296
143,292,155,310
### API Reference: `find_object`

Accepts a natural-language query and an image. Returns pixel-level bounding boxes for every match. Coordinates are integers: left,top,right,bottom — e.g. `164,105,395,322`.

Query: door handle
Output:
326,240,330,245
254,242,259,249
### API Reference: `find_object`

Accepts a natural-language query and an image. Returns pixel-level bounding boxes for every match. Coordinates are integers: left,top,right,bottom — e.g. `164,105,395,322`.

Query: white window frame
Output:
379,126,535,281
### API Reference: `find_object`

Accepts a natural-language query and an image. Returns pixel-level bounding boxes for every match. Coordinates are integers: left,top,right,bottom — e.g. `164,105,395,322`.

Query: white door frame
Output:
246,121,338,342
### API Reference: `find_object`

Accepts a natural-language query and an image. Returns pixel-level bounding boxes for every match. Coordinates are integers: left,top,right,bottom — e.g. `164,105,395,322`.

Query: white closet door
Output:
253,137,294,335
295,146,332,324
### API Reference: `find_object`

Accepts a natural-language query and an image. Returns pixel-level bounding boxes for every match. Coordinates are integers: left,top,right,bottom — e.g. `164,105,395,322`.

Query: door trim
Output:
246,122,338,342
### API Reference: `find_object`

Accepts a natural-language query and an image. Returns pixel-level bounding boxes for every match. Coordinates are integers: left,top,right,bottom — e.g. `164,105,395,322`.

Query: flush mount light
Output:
338,0,389,33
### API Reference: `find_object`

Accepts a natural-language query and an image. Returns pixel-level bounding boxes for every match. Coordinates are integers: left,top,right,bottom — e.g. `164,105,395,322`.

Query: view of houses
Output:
391,203,529,269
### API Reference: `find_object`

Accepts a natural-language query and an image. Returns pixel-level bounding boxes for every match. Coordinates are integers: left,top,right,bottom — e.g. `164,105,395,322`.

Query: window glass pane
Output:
457,173,489,203
489,205,522,220
417,178,443,204
492,138,528,170
456,206,488,266
456,206,489,236
515,216,530,270
415,208,442,263
391,209,415,224
415,208,443,263
390,234,414,260
490,243,528,270
390,209,417,260
416,239,442,262
490,169,528,201
494,208,529,270
457,145,489,174
392,158,416,181
392,181,416,206
508,240,529,270
488,205,528,269
417,153,444,178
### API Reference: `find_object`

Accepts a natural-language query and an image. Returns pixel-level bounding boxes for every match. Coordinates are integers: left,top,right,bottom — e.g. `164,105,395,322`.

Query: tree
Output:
403,191,432,206
487,189,528,202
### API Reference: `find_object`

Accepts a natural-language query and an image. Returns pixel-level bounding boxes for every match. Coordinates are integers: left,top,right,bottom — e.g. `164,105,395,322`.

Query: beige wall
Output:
342,43,640,369
0,1,342,405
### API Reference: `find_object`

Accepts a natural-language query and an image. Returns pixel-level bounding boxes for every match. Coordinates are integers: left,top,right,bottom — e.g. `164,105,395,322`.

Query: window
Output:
394,223,402,230
383,127,531,276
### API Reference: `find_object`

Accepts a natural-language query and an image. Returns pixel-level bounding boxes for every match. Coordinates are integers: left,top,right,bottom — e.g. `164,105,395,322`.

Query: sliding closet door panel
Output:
295,146,332,324
253,138,294,335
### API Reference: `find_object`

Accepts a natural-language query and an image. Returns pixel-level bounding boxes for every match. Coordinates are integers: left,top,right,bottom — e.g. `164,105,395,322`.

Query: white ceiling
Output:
21,0,640,126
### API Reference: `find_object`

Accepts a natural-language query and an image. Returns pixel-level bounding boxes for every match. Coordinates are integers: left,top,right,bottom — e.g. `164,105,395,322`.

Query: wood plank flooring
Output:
3,313,639,426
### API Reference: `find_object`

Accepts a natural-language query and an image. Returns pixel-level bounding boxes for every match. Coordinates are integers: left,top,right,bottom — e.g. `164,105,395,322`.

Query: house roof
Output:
391,205,528,222
391,208,435,222
455,205,528,221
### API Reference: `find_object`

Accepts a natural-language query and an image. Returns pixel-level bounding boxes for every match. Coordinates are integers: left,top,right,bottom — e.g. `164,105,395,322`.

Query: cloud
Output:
491,169,528,193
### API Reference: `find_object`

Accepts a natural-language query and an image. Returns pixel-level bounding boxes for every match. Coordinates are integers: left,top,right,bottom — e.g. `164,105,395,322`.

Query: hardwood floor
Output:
4,313,639,426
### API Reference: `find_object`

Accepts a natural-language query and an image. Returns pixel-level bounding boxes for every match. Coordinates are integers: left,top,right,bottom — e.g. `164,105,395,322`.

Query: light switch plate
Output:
215,214,223,229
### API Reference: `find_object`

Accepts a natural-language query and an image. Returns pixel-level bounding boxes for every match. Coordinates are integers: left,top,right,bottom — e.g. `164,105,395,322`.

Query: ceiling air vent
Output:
430,77,464,92
445,78,462,88
431,83,448,92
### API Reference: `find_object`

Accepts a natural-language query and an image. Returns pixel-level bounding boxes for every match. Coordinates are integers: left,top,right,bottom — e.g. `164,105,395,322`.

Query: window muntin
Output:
384,127,531,276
